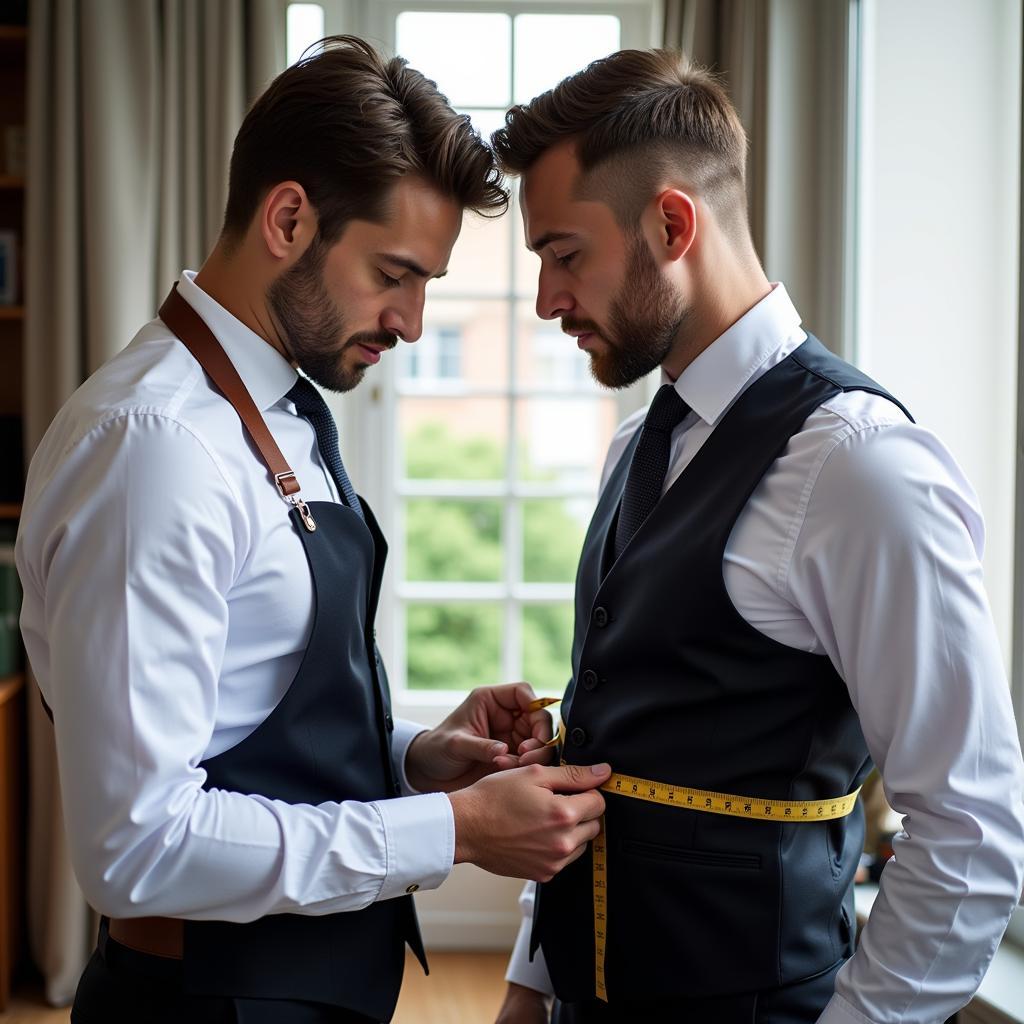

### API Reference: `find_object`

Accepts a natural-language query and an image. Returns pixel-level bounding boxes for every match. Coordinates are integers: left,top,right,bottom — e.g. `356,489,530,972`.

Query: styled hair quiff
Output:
491,49,749,237
223,35,508,244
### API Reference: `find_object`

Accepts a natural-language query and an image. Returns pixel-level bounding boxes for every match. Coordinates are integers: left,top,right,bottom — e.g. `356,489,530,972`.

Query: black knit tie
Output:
614,384,690,558
286,377,364,519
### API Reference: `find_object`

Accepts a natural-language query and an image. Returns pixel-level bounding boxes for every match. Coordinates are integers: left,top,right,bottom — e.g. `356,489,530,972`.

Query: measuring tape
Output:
525,697,861,1002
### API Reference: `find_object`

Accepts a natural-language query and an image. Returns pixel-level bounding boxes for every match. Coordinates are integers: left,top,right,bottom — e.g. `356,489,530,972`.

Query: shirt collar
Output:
176,270,298,412
664,283,805,427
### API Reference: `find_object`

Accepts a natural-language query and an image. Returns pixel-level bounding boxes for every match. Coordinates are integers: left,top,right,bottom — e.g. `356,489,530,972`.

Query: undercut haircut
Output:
223,35,508,245
491,48,749,241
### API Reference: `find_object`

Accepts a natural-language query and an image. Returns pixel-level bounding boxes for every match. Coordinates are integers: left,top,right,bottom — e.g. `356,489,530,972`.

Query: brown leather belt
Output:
108,916,184,959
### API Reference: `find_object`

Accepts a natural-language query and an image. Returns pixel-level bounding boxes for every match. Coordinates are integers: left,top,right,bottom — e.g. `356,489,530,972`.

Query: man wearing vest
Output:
490,49,1024,1024
16,37,612,1024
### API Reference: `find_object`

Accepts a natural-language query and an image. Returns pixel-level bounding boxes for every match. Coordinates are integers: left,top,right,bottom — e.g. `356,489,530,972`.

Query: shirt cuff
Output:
372,792,454,901
391,717,429,795
816,992,878,1024
506,913,554,995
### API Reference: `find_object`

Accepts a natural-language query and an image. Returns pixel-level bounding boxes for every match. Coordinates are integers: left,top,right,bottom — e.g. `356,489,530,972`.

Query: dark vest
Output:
181,499,426,1022
533,337,911,1003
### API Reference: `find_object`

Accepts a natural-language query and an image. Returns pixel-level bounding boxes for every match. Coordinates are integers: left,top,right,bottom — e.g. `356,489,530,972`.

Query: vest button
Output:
593,606,609,628
569,727,588,747
385,712,394,731
393,782,402,796
581,669,599,691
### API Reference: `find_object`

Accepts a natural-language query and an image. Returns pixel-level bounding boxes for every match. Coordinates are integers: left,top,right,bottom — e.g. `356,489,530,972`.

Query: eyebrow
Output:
528,230,578,253
377,253,448,280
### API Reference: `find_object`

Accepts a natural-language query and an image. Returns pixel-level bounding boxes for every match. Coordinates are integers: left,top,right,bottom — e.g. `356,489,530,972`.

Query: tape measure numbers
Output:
525,697,861,1002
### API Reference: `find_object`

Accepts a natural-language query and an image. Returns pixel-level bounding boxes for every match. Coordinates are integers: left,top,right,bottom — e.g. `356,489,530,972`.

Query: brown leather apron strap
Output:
105,290,310,958
108,916,185,959
158,284,316,532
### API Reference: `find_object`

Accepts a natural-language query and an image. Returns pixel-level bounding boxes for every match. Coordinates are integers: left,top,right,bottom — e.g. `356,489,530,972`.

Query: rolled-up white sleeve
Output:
505,882,555,994
17,413,454,921
392,716,429,795
784,423,1024,1024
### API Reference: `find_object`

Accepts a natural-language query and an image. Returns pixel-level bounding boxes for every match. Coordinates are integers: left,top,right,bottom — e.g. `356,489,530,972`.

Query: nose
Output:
382,298,423,344
535,268,574,321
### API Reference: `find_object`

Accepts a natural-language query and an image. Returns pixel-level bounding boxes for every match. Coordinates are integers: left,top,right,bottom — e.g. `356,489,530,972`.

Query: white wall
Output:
857,0,1021,666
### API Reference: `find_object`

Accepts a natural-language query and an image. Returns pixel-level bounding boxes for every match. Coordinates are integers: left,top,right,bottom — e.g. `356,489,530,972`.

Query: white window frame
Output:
315,0,659,720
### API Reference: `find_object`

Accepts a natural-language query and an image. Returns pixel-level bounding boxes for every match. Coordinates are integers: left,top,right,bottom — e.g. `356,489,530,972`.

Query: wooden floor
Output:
0,951,509,1023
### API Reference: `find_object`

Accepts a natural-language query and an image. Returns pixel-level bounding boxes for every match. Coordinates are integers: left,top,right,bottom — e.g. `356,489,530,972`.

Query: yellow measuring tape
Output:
525,698,861,1002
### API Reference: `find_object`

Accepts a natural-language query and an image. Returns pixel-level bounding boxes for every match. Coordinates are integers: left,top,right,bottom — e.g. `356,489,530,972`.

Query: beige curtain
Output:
663,0,857,356
24,0,283,1003
662,0,770,272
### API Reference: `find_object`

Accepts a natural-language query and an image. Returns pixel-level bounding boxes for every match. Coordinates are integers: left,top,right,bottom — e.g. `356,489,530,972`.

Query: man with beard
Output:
488,48,1024,1024
15,37,611,1024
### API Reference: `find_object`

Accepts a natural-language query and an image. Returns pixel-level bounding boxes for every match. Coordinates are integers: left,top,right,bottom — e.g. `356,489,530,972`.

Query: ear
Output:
260,181,317,262
652,188,697,262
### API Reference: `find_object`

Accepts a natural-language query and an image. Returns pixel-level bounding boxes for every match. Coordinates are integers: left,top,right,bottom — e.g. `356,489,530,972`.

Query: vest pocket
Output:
622,837,761,870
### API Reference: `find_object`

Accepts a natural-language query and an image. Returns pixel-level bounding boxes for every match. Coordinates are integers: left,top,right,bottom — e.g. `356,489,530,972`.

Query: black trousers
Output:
551,959,844,1024
71,932,380,1024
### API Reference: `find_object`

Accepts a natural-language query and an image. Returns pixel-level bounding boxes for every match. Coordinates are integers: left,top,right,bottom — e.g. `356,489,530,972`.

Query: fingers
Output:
486,682,539,714
491,752,522,771
517,745,556,768
510,712,553,750
449,732,509,765
518,737,545,753
553,820,602,876
532,713,554,743
561,789,606,823
536,762,611,793
567,818,602,853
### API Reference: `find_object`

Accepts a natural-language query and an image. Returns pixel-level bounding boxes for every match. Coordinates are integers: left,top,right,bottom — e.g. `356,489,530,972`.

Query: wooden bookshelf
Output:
0,177,23,191
0,308,21,321
0,506,20,520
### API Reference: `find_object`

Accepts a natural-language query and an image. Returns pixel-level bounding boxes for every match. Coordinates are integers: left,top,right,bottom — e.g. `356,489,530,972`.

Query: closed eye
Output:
556,252,578,268
380,270,402,289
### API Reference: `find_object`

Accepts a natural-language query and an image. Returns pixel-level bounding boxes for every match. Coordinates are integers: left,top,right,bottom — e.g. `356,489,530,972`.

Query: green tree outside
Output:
403,423,587,691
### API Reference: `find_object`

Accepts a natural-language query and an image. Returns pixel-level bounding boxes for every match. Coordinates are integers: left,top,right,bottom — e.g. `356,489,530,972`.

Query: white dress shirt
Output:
16,271,455,922
506,284,1024,1024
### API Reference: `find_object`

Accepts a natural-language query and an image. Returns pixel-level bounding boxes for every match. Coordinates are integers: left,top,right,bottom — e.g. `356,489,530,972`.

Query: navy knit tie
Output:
614,383,690,559
287,377,364,519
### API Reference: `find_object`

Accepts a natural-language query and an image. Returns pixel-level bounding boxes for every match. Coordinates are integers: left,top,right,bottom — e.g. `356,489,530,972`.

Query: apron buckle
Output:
289,495,317,532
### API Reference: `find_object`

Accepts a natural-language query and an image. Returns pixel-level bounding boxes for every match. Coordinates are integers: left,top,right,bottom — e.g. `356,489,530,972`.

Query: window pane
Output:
405,498,502,582
399,325,464,385
397,12,511,107
516,302,600,391
516,396,619,489
400,397,509,481
513,15,621,104
286,4,325,66
522,499,590,583
400,297,508,389
512,189,538,297
461,107,509,143
433,212,509,298
406,602,503,689
522,604,575,694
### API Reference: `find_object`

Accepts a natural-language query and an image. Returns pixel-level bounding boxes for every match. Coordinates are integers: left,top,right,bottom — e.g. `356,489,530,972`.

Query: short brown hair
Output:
223,35,508,243
491,49,748,237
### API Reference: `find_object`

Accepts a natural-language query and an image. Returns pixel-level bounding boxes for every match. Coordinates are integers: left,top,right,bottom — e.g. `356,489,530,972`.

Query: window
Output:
354,2,656,698
401,326,463,386
285,3,325,64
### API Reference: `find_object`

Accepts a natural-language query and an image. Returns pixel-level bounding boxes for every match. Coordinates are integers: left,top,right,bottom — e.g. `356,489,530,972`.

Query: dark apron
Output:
69,286,423,1024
